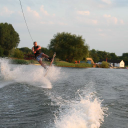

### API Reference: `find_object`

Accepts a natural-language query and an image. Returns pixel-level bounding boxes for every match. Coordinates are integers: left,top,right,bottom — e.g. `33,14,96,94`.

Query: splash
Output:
54,90,107,128
0,58,61,88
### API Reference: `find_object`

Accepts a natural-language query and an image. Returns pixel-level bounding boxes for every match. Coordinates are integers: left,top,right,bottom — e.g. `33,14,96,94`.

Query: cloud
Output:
24,5,67,26
101,0,111,5
0,7,14,16
40,5,49,16
98,0,112,8
120,20,124,25
40,20,67,26
76,16,98,25
58,22,67,26
40,21,54,25
103,14,111,18
103,14,118,25
112,17,118,24
27,7,41,18
99,33,106,37
77,11,90,16
98,28,103,32
91,20,98,24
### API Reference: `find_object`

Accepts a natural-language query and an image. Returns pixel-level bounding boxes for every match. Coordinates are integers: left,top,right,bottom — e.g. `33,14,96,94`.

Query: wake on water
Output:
53,90,107,128
0,58,107,128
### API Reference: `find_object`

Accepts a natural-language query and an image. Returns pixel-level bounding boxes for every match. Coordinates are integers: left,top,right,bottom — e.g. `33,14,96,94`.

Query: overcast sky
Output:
0,0,128,56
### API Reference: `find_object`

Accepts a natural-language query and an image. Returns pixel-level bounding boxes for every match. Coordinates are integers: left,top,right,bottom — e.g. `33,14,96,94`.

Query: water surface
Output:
0,59,128,128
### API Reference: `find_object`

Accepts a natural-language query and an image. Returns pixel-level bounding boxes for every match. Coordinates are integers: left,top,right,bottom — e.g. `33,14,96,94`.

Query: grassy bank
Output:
11,59,92,68
11,59,38,65
55,61,92,68
10,58,128,69
11,58,51,65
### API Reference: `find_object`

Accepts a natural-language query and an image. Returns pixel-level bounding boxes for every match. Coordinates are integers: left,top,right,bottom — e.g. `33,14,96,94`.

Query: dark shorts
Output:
36,53,44,61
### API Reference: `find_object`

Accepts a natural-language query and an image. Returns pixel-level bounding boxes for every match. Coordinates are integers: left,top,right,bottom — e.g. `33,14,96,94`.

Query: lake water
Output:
0,58,128,128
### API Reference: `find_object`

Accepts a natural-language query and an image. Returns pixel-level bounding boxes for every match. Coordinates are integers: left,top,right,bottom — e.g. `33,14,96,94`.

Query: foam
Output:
54,90,107,128
0,58,61,88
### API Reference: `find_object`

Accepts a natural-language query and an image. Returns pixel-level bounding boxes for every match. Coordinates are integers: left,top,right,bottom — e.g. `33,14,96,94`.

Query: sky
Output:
0,0,128,56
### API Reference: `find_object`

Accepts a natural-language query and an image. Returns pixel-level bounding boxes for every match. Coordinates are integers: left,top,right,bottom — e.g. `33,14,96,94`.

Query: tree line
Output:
89,49,128,65
0,22,128,65
16,47,128,64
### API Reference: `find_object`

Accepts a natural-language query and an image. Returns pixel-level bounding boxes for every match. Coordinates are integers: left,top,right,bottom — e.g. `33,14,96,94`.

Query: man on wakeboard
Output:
32,41,52,69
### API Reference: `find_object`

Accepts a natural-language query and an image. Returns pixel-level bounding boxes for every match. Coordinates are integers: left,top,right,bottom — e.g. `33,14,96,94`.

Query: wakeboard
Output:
44,52,56,77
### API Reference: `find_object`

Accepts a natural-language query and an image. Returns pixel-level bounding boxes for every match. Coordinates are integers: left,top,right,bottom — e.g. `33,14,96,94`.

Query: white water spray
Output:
53,89,107,128
0,58,61,88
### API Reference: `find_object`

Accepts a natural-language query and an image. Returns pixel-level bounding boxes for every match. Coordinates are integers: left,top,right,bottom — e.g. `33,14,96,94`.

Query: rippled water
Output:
0,58,128,128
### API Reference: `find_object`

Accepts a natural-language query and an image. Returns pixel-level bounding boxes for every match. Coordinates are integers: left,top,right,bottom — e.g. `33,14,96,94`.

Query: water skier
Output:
32,41,52,69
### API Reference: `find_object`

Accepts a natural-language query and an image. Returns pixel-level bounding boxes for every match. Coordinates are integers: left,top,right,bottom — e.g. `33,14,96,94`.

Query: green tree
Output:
122,53,128,61
89,49,119,63
101,61,109,68
89,49,120,62
49,32,89,62
19,47,32,54
13,48,24,59
97,51,108,60
109,53,117,60
41,47,49,55
89,49,99,62
0,23,20,56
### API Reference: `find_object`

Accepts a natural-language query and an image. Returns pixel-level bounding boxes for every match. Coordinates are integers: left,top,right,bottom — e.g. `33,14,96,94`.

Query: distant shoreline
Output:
2,58,127,69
